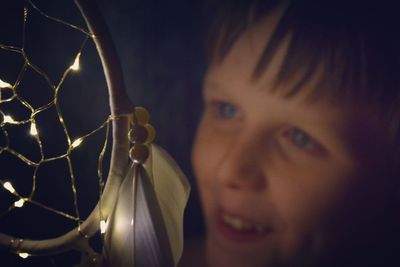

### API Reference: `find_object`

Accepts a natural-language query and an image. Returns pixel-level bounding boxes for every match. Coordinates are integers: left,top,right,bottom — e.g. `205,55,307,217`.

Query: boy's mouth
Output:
215,210,274,243
222,213,269,233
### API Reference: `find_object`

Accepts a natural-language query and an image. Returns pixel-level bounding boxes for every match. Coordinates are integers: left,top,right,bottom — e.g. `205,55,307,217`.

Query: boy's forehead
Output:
213,16,375,108
248,3,288,49
210,16,324,102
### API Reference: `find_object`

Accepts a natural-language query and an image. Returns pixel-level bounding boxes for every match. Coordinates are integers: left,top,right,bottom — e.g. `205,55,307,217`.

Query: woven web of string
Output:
0,0,110,230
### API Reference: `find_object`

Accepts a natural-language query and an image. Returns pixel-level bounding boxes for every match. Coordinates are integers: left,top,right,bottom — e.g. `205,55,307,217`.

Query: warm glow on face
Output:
0,79,12,88
70,53,81,71
71,138,83,148
14,199,25,208
3,182,16,194
30,122,38,136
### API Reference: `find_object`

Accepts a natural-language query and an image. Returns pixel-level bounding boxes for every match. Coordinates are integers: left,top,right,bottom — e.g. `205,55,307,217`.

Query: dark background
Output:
0,0,205,266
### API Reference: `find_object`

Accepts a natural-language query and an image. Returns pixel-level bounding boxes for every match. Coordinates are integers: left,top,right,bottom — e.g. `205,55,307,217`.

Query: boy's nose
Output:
216,134,266,191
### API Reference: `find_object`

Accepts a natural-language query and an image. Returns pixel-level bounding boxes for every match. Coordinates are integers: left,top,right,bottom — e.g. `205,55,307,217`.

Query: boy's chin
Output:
206,240,285,267
205,238,331,267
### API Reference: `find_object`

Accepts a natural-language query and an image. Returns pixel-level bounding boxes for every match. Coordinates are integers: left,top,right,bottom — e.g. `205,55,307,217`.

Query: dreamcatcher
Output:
0,0,190,266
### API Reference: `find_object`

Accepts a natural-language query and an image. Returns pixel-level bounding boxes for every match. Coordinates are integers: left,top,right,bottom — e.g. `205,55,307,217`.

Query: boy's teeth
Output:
222,214,266,232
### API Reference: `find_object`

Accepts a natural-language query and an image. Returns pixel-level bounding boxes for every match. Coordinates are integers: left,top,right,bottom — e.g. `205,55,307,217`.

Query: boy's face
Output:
192,19,392,267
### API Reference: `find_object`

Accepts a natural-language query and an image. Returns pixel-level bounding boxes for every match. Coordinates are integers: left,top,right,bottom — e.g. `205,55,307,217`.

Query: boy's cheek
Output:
192,126,217,192
192,123,229,176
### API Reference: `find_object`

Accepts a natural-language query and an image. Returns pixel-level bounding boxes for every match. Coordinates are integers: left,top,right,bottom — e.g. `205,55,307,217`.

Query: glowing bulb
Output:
18,252,30,259
70,53,81,71
71,138,83,148
3,115,15,124
14,199,25,208
3,182,16,194
0,79,12,88
30,122,38,136
100,220,108,234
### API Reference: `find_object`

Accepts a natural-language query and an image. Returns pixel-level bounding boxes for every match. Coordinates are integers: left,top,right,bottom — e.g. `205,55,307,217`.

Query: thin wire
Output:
26,0,92,36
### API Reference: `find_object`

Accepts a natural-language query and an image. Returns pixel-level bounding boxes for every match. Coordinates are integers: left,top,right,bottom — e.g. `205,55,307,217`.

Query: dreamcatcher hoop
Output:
0,0,189,266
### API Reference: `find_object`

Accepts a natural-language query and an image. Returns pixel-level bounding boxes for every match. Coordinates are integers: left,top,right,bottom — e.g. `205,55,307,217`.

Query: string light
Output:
70,52,81,71
0,79,12,88
3,115,15,124
29,122,38,136
100,219,108,234
3,181,16,194
14,199,25,208
18,252,30,259
71,138,83,148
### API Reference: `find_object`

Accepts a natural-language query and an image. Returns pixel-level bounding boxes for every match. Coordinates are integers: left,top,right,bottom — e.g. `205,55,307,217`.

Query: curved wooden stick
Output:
0,0,133,255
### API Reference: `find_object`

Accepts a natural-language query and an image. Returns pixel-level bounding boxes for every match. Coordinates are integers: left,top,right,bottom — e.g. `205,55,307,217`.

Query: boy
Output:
185,1,400,266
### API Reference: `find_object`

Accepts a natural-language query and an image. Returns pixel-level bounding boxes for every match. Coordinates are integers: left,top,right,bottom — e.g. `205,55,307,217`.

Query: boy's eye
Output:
215,101,237,119
284,127,320,151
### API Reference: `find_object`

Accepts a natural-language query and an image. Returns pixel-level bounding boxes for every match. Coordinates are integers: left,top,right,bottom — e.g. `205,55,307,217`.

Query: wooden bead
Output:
128,125,148,144
134,107,150,125
129,144,149,164
145,124,156,143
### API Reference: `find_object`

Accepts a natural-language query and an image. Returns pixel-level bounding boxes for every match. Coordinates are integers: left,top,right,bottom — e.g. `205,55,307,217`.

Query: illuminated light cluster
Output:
1,182,25,208
2,182,25,208
0,0,118,260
